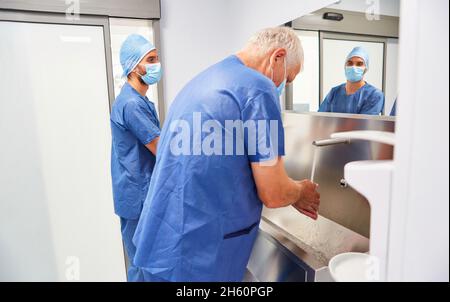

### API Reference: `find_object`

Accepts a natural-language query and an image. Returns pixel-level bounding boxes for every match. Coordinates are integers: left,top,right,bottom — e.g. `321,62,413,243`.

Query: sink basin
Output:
261,207,369,271
329,252,376,282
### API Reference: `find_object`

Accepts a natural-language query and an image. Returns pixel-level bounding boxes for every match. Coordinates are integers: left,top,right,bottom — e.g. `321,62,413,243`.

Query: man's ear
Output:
273,48,287,62
269,48,285,68
128,69,136,80
132,63,145,76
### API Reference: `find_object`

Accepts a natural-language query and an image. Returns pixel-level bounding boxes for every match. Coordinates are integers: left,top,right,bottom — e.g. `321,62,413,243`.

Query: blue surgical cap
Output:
120,34,156,77
346,46,369,70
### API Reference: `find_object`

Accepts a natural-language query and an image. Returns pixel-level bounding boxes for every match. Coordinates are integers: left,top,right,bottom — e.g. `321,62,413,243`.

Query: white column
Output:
388,0,449,282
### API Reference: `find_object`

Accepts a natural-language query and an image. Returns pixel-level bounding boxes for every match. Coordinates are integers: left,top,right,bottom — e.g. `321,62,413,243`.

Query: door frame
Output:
0,9,165,120
0,8,165,279
0,10,116,109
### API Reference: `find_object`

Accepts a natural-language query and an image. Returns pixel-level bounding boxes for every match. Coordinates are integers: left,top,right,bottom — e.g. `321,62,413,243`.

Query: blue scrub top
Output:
390,99,397,116
110,82,161,220
133,55,285,282
319,83,385,115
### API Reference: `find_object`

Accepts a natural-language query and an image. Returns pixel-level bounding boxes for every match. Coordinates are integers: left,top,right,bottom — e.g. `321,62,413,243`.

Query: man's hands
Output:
292,180,320,220
251,158,321,216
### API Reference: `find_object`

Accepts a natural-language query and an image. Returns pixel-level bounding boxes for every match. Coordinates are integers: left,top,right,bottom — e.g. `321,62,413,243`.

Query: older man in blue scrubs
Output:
319,47,385,115
110,34,162,281
133,27,321,282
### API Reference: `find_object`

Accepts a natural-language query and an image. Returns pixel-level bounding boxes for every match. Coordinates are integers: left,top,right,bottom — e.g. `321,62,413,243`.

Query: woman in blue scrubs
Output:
319,47,385,115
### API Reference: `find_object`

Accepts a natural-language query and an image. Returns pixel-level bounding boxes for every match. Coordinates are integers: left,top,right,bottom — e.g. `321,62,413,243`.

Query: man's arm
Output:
123,101,161,154
251,157,320,220
145,137,159,156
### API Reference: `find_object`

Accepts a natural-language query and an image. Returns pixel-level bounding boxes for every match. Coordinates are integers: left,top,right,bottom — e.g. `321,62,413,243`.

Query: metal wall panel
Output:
292,8,399,38
282,112,395,237
0,0,160,19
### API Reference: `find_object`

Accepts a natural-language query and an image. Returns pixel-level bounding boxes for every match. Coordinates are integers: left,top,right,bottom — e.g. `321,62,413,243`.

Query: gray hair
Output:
247,27,304,68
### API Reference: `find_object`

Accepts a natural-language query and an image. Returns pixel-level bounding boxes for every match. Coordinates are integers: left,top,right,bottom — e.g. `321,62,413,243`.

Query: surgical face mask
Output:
136,62,162,85
345,66,365,83
276,79,286,97
272,58,287,97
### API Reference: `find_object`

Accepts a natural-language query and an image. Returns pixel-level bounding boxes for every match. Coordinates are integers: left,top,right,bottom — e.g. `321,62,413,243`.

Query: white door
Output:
0,20,126,281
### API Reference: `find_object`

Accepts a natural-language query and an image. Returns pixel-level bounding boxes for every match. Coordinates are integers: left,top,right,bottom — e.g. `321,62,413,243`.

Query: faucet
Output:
312,137,351,147
310,137,351,184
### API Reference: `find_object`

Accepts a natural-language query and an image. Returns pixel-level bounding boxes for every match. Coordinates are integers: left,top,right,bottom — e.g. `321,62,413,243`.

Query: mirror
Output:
286,0,400,117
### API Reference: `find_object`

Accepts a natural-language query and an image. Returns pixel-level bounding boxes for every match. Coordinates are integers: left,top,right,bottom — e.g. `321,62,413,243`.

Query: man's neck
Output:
236,49,271,79
346,80,366,95
128,78,149,97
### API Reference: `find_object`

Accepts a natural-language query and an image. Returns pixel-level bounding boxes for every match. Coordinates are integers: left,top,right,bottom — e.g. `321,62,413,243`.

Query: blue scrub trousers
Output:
120,217,144,282
142,270,169,282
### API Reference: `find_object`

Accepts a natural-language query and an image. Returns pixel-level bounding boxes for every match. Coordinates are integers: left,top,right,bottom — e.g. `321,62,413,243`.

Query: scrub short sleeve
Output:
123,101,160,145
241,92,285,163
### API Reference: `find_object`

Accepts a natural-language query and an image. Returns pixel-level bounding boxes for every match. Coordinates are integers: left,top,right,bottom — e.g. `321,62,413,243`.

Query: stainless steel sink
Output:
246,112,394,282
247,207,369,282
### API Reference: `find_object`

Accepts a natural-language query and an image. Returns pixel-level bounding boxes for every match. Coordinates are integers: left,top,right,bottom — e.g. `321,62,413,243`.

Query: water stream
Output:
310,147,319,183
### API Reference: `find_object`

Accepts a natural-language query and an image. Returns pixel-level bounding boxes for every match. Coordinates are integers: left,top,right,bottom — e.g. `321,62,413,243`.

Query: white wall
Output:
159,0,336,112
228,0,339,49
330,0,400,17
388,0,449,281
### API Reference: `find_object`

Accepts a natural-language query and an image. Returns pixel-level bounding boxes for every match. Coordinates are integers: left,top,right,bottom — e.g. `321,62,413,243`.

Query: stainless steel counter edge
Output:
258,207,370,271
258,218,328,271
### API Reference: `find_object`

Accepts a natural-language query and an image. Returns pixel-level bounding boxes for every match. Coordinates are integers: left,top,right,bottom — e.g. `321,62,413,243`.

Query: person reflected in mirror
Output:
319,47,384,115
